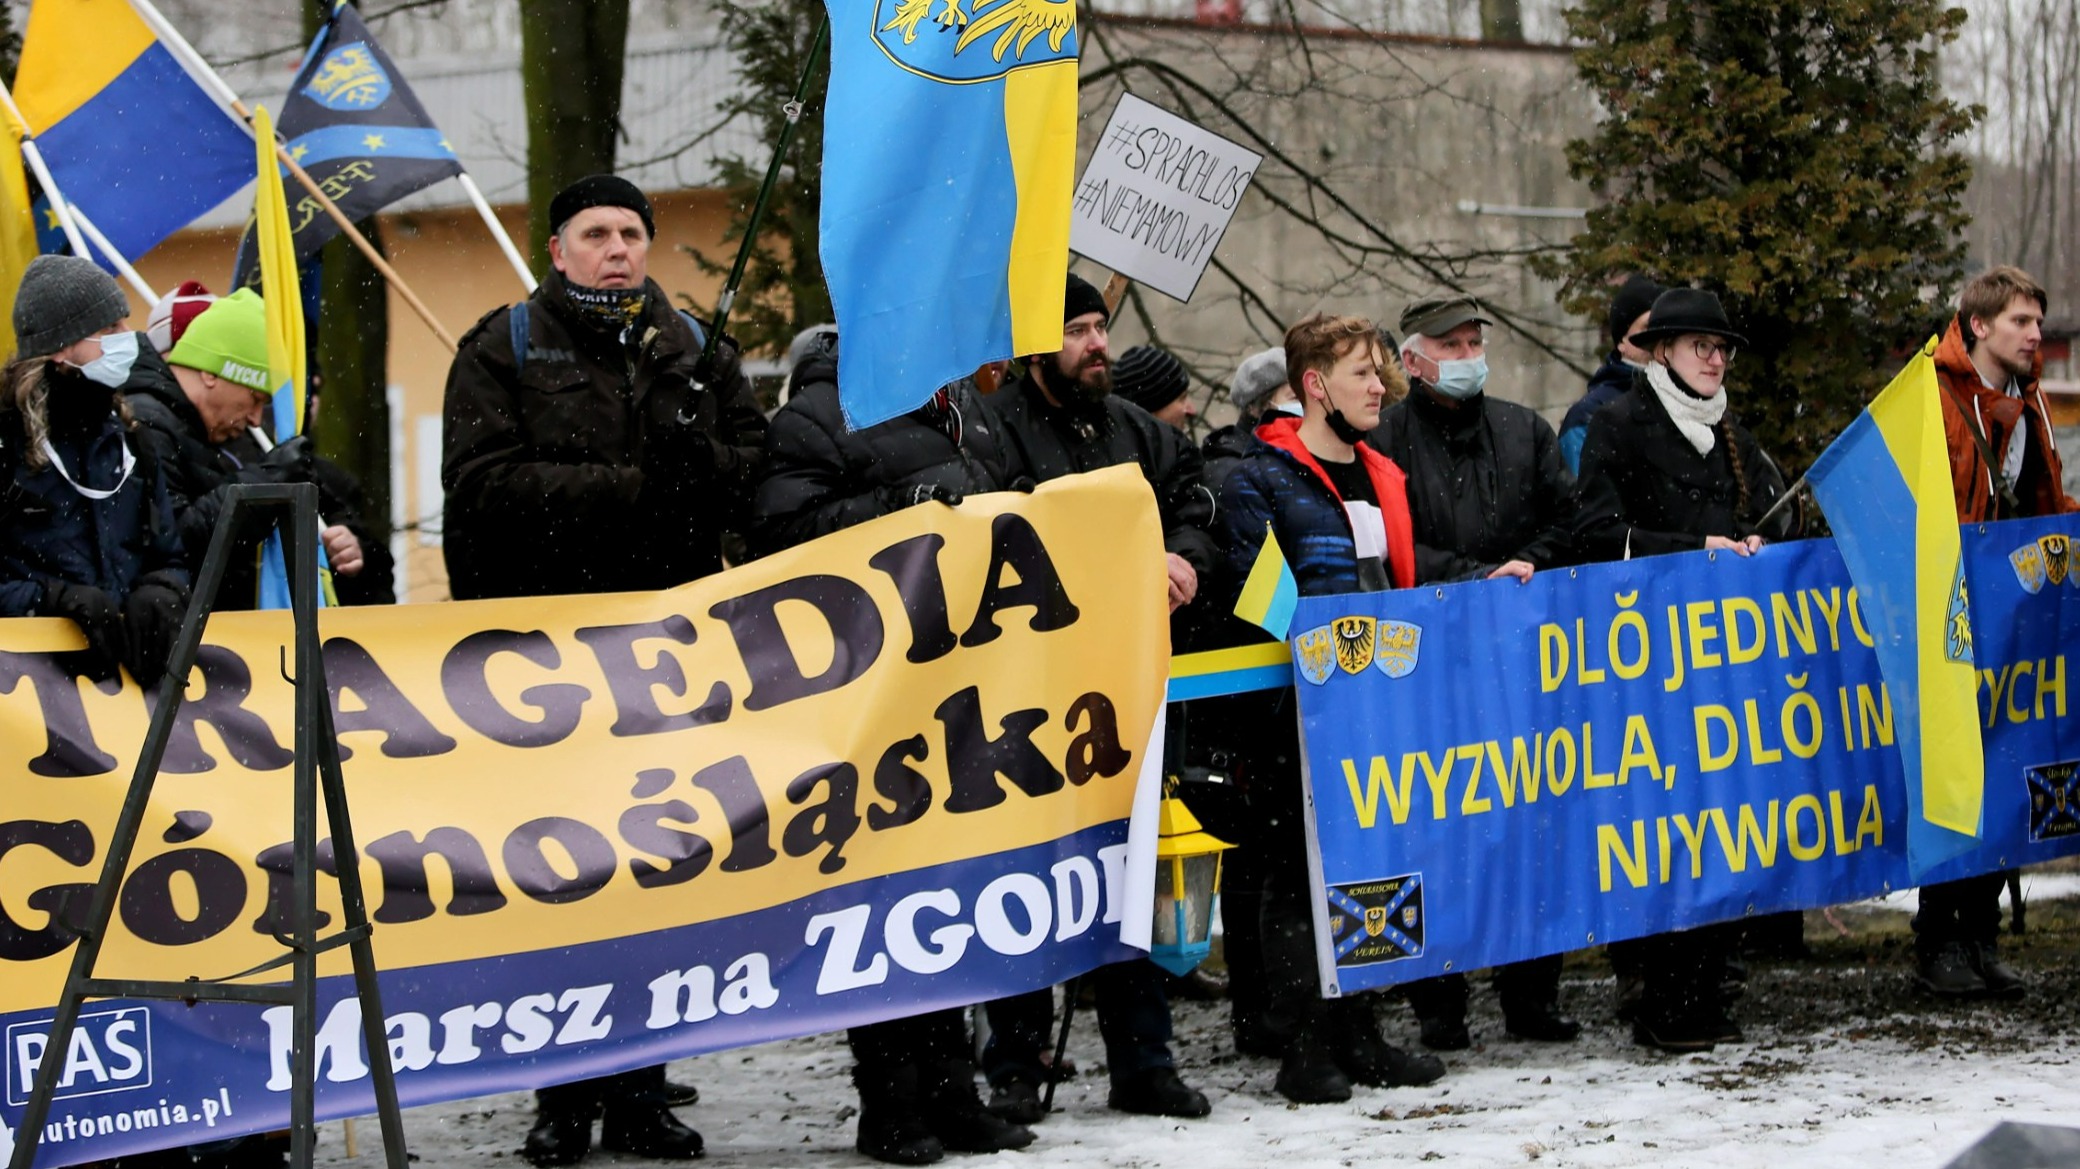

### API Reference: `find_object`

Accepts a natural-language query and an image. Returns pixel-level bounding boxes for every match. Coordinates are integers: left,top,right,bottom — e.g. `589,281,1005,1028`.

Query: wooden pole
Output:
122,0,457,353
1101,272,1131,317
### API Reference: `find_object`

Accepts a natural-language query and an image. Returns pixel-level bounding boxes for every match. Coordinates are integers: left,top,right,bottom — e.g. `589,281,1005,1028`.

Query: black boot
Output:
1417,1014,1471,1051
1972,941,2026,1000
986,1073,1046,1125
1917,940,1988,998
923,1059,1035,1152
523,1109,593,1167
1275,1027,1352,1105
1109,1066,1211,1117
1503,1003,1582,1043
600,1106,703,1160
855,1065,944,1166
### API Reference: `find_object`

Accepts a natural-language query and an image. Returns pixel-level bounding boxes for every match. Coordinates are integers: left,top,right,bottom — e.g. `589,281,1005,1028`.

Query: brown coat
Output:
1934,315,2076,524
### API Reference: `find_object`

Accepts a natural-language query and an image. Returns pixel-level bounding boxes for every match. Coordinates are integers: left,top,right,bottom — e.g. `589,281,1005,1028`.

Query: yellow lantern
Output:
1150,782,1235,976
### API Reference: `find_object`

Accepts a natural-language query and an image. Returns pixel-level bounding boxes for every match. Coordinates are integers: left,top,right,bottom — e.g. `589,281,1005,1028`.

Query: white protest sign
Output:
1069,93,1262,302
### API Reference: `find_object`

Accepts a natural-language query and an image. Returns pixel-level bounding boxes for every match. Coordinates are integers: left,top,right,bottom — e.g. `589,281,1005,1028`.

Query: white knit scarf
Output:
1646,361,1727,456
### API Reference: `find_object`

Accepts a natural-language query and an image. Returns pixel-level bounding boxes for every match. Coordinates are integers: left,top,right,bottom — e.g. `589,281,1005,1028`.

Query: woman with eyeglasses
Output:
1572,287,1800,1054
1575,287,1797,562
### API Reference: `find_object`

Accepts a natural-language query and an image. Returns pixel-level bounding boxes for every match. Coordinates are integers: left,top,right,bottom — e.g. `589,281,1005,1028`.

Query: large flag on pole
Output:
819,0,1078,428
230,0,463,288
12,0,252,268
1807,337,1983,876
253,105,309,612
0,104,44,356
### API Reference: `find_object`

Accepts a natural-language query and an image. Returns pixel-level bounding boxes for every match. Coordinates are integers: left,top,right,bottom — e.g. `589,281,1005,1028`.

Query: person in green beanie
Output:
124,286,365,606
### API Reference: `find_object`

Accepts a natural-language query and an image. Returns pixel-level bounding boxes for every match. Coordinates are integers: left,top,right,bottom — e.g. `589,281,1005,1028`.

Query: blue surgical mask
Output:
1272,400,1304,417
1429,354,1488,401
77,330,139,388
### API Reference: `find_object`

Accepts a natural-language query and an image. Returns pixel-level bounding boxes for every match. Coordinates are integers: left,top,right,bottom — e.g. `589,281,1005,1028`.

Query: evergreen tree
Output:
1540,0,1979,474
688,0,830,366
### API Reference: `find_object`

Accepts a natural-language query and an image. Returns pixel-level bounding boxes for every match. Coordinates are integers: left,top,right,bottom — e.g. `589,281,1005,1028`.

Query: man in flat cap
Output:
442,174,765,1166
1367,293,1580,1048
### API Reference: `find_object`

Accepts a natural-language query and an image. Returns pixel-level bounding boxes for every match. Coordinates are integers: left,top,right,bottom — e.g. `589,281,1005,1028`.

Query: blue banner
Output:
1295,519,2080,996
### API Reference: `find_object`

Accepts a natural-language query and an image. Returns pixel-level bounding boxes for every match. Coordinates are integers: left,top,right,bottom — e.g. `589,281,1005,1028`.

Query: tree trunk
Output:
1479,0,1523,42
520,0,631,269
305,0,391,545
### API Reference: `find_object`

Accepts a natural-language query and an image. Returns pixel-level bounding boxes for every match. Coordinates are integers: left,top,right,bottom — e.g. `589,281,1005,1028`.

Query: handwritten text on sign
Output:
1068,94,1261,302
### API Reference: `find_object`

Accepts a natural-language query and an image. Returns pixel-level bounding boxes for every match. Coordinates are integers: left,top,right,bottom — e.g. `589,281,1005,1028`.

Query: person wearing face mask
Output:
1220,312,1446,1104
1370,294,1577,589
1572,288,1799,1053
977,272,1217,1126
1362,295,1580,1049
0,254,190,685
1559,275,1665,476
1197,347,1293,495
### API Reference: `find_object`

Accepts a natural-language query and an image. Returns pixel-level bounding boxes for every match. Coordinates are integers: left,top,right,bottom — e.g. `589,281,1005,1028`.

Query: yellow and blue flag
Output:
0,101,44,357
1808,337,1982,875
14,0,252,266
1234,522,1298,639
230,1,462,288
819,0,1077,428
253,105,309,612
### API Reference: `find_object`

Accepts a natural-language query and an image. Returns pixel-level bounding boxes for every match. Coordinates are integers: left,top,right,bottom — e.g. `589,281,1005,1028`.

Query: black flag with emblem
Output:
230,0,463,288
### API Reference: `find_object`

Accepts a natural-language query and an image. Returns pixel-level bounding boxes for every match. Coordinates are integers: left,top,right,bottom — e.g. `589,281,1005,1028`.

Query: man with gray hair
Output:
1368,294,1581,1048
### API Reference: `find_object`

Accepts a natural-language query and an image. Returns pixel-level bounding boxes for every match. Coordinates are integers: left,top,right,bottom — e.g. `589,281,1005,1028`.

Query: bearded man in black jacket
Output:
977,273,1216,1124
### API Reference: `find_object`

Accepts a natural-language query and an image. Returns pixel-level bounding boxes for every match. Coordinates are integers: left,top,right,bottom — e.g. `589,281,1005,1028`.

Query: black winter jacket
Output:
0,374,186,616
985,373,1219,579
441,270,768,600
1558,352,1635,475
1367,388,1577,583
121,341,245,566
1575,378,1796,560
1198,422,1256,499
751,363,1014,556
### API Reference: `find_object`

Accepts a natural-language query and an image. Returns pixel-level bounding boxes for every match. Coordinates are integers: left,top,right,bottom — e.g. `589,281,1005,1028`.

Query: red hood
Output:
1252,416,1416,589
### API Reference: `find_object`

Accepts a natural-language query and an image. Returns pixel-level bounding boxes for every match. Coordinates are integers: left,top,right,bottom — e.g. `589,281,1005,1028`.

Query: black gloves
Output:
122,570,192,686
39,581,126,682
879,482,964,513
1007,476,1039,494
238,435,315,486
641,422,719,497
691,331,743,393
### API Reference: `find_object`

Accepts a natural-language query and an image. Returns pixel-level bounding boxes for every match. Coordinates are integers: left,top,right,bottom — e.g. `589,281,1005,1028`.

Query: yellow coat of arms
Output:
1331,616,1377,674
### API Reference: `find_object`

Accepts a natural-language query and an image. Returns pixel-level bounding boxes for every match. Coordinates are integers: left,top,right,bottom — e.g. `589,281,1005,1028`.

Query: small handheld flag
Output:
1234,523,1299,640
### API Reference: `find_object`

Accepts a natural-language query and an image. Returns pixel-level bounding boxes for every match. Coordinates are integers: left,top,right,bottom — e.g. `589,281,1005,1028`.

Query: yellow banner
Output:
0,467,1168,1016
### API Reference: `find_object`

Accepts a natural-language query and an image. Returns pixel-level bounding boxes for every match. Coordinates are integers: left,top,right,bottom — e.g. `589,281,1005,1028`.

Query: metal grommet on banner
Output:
1435,589,1445,599
1882,882,1892,893
1585,932,1595,944
1743,903,1755,916
1569,569,1578,578
1441,961,1453,971
1708,550,1718,562
1999,857,2007,867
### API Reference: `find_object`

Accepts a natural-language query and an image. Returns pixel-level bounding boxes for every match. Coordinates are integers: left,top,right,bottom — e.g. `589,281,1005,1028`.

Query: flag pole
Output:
456,172,537,293
0,84,89,258
121,0,458,353
698,15,829,373
68,207,159,303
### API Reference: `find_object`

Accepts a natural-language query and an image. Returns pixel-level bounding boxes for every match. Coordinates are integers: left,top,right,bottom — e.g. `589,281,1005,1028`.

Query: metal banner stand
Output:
7,484,408,1169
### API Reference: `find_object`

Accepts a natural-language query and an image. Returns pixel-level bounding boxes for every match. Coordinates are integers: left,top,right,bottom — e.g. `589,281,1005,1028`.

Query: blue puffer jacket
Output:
0,389,186,616
1558,352,1635,476
1217,416,1415,602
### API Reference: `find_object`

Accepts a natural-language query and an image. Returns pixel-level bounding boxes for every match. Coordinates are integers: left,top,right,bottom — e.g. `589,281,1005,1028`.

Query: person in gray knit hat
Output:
14,254,132,359
0,253,192,685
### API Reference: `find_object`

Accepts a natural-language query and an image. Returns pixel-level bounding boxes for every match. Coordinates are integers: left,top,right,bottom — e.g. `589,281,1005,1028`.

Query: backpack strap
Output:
508,301,532,373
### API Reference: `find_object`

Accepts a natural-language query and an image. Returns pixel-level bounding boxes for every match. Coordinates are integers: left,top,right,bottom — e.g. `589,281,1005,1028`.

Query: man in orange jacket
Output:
1919,264,2077,998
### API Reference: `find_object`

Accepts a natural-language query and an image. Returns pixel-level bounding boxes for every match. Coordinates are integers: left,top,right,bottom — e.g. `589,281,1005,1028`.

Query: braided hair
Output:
1717,417,1750,523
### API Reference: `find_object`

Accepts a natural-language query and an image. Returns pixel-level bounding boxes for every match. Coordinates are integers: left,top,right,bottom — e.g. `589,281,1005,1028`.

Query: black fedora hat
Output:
1630,288,1748,348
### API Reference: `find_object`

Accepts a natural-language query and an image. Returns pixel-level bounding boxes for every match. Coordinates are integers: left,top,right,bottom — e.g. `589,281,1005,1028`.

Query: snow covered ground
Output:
309,883,2080,1169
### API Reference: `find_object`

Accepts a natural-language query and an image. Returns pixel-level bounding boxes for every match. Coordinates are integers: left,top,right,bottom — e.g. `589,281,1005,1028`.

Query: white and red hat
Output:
145,280,218,355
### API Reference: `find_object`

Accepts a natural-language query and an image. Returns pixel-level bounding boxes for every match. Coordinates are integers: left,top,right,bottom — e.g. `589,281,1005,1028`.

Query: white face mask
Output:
1272,400,1305,417
76,330,139,388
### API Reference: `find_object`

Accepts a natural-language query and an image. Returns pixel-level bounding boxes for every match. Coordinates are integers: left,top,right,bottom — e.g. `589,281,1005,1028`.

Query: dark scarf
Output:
563,280,650,334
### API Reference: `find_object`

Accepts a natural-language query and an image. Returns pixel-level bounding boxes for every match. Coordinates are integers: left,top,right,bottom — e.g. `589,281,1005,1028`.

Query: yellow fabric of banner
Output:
0,468,1168,1014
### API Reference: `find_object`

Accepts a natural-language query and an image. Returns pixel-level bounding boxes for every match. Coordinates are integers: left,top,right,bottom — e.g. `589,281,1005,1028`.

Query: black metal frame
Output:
8,484,408,1169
